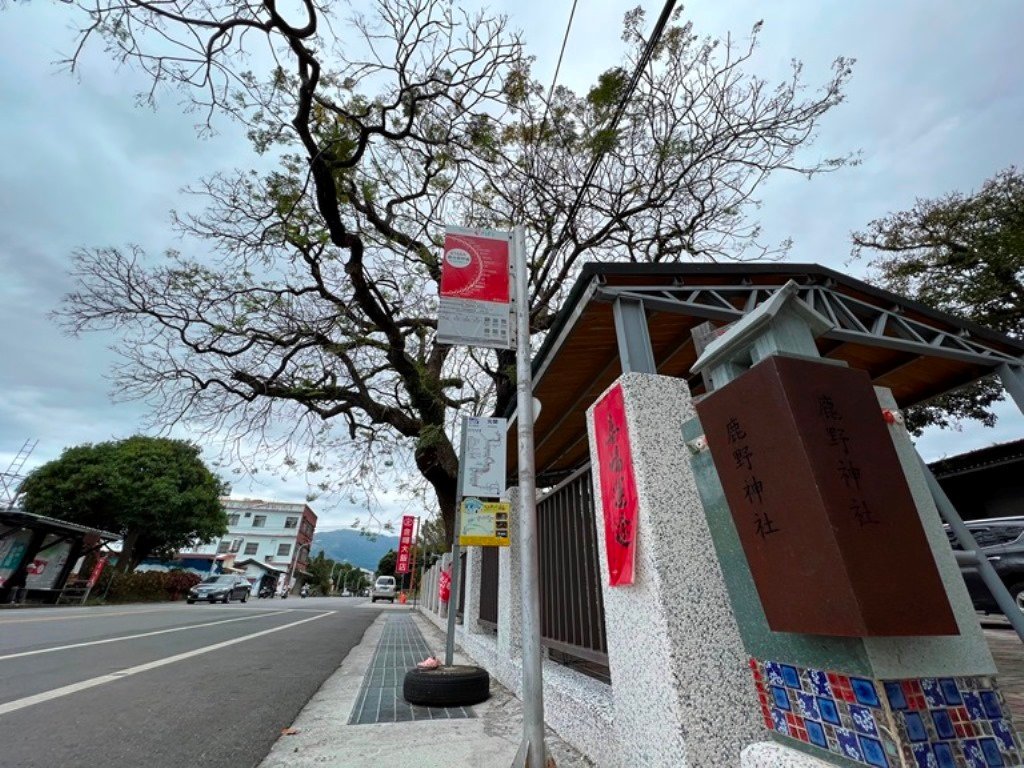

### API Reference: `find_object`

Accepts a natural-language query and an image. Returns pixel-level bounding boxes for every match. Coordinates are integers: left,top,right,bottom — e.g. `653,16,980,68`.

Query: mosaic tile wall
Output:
750,658,1023,768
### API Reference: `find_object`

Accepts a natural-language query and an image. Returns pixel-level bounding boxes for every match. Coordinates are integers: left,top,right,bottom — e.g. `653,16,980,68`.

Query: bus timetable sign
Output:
436,227,513,349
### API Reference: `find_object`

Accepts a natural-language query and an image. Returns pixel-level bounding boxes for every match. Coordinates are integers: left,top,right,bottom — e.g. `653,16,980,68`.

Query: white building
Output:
186,499,317,591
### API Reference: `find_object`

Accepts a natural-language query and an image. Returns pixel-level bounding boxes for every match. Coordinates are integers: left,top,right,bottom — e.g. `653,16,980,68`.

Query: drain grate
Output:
348,614,476,724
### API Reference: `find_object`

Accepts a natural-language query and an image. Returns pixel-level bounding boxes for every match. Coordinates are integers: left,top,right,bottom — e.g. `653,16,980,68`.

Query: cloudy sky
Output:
1,0,1022,529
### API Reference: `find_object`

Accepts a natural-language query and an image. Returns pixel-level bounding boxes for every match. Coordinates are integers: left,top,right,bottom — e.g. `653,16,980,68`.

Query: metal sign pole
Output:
445,416,470,666
512,224,546,767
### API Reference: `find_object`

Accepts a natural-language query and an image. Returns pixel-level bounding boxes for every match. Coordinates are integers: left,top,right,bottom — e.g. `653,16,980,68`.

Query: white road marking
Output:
0,607,179,625
0,611,335,716
0,610,293,661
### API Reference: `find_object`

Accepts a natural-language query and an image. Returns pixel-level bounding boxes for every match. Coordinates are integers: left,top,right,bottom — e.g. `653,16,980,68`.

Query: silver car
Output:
187,575,251,604
371,575,396,603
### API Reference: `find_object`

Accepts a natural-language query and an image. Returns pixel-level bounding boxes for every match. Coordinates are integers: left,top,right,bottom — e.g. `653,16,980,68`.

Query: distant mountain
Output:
311,528,399,572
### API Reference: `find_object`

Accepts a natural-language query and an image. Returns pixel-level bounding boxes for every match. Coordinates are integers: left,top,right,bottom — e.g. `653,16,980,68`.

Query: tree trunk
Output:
415,442,459,547
116,529,140,572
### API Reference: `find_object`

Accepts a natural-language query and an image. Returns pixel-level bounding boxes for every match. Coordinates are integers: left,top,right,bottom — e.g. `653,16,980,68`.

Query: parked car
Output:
187,575,251,604
371,575,397,603
945,516,1024,614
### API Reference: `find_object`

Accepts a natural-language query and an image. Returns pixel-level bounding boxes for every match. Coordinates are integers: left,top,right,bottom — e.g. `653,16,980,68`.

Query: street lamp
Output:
330,561,347,594
287,541,310,594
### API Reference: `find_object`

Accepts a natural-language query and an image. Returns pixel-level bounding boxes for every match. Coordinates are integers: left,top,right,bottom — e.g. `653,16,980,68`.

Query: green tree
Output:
19,436,229,571
376,550,397,578
305,550,336,594
51,0,854,544
853,167,1024,433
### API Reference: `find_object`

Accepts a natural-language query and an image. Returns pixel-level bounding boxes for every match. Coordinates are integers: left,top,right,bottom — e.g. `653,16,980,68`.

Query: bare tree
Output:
51,0,855,542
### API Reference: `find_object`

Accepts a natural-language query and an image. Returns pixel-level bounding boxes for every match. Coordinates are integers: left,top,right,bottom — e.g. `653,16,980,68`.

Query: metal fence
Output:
478,546,499,630
537,465,609,671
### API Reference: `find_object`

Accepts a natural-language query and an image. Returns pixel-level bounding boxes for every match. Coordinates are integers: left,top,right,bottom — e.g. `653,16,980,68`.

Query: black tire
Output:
371,597,377,603
222,593,230,604
403,665,490,707
186,600,194,605
389,599,394,604
240,592,247,603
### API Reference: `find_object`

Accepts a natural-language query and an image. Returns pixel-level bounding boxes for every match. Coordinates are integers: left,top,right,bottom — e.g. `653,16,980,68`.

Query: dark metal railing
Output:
478,546,499,630
537,466,609,668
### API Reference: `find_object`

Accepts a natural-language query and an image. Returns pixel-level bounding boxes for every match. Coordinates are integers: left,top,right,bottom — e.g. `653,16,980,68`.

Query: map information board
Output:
460,416,508,499
458,498,511,547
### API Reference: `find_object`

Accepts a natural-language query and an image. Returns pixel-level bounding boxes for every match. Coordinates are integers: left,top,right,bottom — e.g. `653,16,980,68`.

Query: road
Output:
0,597,381,768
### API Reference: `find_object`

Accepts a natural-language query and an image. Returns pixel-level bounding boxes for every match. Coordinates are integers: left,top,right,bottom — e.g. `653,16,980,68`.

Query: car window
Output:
376,577,395,587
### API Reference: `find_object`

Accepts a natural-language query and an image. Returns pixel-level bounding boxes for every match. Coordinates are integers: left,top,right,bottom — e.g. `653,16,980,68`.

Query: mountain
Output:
310,528,400,572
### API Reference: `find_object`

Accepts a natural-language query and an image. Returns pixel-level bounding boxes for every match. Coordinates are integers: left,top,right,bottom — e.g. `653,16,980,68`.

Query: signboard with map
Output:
458,497,511,547
460,416,507,499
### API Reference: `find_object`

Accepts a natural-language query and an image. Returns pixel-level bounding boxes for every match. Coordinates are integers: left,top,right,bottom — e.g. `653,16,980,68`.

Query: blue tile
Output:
992,720,1015,750
885,681,908,710
796,692,819,721
939,678,962,705
859,735,889,767
836,728,863,762
781,664,801,689
771,685,791,711
963,691,987,721
922,679,945,707
850,704,878,736
911,743,933,768
808,669,831,697
963,740,988,768
764,661,785,687
806,720,827,749
980,691,1002,719
932,709,956,740
904,711,928,742
980,737,1005,767
771,708,789,735
933,743,956,768
818,697,841,725
852,677,881,707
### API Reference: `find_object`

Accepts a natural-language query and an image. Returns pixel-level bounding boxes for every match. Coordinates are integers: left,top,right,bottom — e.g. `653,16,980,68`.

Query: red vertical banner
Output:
592,384,639,586
396,515,415,574
87,555,109,588
438,565,451,603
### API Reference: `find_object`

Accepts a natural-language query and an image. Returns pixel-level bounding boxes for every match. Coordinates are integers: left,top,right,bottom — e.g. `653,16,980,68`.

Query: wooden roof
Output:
509,263,1024,484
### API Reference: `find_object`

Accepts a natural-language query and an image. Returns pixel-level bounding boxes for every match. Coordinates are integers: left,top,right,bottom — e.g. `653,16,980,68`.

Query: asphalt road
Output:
0,597,382,768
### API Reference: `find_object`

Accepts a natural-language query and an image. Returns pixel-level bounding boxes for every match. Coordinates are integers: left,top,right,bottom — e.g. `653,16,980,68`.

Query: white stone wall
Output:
585,372,762,767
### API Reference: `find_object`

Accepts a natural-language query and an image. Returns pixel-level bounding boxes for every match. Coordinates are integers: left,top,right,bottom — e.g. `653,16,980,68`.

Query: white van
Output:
371,575,397,603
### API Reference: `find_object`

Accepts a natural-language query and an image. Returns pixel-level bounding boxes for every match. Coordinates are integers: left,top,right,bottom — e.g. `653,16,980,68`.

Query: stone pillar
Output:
586,373,762,768
462,545,485,635
684,381,1021,768
497,486,523,665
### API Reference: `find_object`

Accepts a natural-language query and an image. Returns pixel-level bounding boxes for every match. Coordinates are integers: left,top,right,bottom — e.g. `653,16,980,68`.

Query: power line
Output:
536,0,580,140
554,0,679,249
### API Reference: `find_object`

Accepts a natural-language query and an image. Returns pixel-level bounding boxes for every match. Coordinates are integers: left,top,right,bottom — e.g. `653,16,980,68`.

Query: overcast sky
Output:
2,0,1022,529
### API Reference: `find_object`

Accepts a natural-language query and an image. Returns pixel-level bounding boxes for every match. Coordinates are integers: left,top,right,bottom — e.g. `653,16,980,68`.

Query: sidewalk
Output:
258,606,593,768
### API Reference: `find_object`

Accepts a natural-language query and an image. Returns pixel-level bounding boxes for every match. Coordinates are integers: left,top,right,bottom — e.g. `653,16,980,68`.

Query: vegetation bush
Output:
103,569,202,603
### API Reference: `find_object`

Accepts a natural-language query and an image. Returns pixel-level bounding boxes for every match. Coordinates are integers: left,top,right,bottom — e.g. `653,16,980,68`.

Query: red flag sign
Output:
592,384,638,586
396,515,415,574
438,565,451,603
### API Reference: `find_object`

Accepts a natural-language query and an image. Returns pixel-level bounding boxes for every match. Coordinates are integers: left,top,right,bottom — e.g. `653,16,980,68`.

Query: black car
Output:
187,575,251,604
946,517,1024,615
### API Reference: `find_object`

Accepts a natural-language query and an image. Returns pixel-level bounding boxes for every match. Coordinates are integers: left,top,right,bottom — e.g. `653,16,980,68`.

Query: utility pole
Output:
512,224,545,767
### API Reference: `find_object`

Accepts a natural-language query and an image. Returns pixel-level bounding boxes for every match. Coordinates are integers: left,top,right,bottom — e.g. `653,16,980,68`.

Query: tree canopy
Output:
853,166,1024,433
19,436,229,571
377,549,397,578
50,0,855,543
